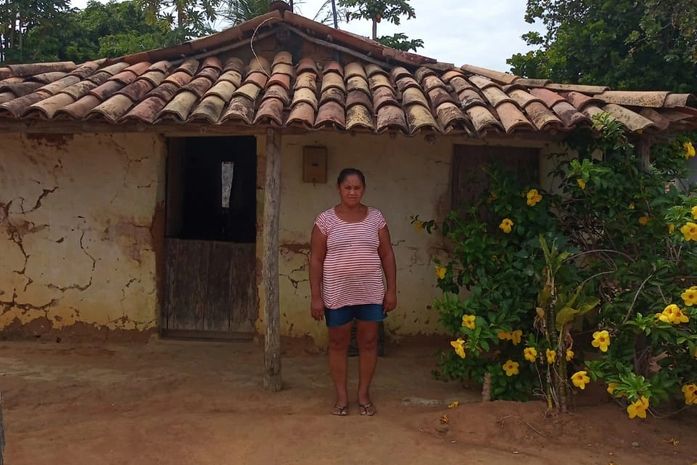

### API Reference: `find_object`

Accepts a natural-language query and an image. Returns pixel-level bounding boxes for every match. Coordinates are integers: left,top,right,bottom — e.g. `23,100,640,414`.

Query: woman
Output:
309,168,397,416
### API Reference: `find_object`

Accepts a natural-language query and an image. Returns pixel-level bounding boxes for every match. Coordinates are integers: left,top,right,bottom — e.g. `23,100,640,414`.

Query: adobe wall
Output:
0,130,560,345
0,133,166,340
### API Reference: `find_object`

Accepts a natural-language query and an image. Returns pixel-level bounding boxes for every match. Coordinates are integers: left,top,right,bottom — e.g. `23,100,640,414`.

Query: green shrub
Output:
423,116,697,418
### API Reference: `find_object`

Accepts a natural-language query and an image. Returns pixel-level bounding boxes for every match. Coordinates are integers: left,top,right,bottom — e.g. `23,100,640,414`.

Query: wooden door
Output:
162,136,258,339
452,145,540,214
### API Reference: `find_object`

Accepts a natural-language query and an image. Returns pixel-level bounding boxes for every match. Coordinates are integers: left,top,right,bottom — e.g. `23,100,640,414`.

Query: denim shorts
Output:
324,304,386,328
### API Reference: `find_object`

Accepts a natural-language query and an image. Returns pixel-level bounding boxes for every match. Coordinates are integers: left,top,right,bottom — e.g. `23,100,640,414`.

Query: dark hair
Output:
337,168,366,186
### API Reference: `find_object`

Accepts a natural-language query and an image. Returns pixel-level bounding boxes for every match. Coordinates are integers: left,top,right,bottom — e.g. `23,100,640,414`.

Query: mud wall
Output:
0,133,166,339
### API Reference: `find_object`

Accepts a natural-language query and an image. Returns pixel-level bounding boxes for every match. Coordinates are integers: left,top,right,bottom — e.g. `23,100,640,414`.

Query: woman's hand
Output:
311,296,325,321
383,289,397,312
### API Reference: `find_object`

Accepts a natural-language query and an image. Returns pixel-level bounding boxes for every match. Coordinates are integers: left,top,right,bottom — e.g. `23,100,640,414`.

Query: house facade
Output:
0,5,695,347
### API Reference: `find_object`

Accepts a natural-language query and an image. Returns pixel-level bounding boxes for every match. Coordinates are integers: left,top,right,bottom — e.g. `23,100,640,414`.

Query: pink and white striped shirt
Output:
315,207,387,310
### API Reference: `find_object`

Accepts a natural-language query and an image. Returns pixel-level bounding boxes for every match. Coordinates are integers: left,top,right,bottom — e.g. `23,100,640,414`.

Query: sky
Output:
69,0,542,72
292,0,542,71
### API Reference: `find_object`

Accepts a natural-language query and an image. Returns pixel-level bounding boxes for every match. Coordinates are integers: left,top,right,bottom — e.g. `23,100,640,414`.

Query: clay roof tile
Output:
254,97,285,125
90,80,125,101
322,61,343,77
123,96,168,124
376,104,407,133
296,57,318,75
188,95,226,123
54,94,101,119
344,62,367,80
159,91,199,121
286,101,315,127
346,104,374,131
272,51,293,67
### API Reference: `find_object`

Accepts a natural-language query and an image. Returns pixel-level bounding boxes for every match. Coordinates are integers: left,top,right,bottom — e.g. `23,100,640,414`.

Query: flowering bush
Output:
425,116,697,418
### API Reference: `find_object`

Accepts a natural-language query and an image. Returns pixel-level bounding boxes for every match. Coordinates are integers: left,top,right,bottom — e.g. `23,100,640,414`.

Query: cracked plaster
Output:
0,133,165,337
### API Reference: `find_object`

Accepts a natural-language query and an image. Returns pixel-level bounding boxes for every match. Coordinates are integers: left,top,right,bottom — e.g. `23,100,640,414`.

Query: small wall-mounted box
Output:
303,146,327,183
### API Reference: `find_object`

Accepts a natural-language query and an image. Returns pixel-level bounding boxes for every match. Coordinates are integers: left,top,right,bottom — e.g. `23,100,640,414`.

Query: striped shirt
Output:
315,207,387,310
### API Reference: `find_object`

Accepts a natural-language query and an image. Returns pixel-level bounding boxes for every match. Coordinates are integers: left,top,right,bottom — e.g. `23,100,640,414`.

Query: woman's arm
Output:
378,226,397,312
309,224,327,320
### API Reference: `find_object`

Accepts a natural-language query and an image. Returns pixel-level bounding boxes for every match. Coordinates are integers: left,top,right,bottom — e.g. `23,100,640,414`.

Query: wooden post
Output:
262,128,283,391
1,392,4,465
638,136,652,172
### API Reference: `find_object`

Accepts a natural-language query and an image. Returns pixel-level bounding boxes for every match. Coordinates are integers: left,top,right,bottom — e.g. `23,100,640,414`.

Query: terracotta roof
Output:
0,9,695,136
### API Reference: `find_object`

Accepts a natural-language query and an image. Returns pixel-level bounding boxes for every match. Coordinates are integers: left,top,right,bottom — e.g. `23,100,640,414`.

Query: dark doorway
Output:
162,136,258,339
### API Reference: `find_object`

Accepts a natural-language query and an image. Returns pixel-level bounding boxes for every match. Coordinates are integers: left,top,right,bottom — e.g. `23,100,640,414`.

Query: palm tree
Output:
217,0,270,26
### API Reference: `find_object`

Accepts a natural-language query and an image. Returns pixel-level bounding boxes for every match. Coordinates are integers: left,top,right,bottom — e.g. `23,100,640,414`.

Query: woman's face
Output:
338,174,365,207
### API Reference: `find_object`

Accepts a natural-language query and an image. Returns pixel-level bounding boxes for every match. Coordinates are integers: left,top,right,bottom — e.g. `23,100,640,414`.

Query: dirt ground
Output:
1,337,695,465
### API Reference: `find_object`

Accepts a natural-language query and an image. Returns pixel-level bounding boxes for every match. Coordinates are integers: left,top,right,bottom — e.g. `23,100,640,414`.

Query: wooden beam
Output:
1,392,4,465
638,136,652,171
262,127,283,391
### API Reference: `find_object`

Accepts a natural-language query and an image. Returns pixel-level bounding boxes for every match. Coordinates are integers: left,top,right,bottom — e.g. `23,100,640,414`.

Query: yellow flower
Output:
499,218,514,234
413,219,424,232
566,348,575,362
571,370,590,390
546,348,556,364
657,303,689,324
592,330,611,352
526,189,543,206
692,206,697,220
681,222,697,241
682,384,697,405
510,329,523,345
684,141,696,159
435,265,447,280
497,331,512,341
626,396,650,419
461,314,476,330
681,287,697,307
607,383,618,395
502,360,520,377
523,346,538,363
628,202,635,210
638,215,650,225
577,178,586,190
450,338,466,359
668,223,675,234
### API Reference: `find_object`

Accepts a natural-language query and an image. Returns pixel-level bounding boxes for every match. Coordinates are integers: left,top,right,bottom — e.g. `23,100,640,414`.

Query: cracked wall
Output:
270,132,558,346
0,133,165,339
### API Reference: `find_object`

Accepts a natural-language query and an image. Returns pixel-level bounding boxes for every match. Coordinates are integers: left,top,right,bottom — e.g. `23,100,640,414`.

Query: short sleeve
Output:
373,208,387,229
314,211,329,235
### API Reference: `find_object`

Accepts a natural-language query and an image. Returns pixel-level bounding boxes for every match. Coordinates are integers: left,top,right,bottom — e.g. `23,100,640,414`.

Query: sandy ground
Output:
0,337,695,465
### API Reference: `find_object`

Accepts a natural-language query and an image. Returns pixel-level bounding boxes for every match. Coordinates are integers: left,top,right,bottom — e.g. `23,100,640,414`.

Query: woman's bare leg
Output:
356,320,379,408
328,322,352,408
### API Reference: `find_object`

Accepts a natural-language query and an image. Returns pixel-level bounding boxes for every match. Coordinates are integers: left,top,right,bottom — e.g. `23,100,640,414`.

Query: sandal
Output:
359,402,377,416
331,404,349,416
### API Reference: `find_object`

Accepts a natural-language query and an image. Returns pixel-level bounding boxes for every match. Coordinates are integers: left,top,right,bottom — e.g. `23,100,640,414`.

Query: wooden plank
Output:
163,239,178,330
166,239,209,331
228,243,257,333
205,241,234,332
262,128,282,391
164,240,257,336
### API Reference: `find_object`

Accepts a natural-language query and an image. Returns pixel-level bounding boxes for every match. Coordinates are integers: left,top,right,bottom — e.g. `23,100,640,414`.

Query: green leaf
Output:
556,306,578,329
